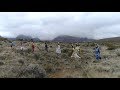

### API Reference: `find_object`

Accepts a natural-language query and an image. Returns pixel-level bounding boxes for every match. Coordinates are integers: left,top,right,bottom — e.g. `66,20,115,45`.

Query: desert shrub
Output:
0,55,6,60
62,48,73,57
16,64,47,78
116,52,120,56
19,51,24,55
15,49,24,55
0,48,3,53
24,48,32,53
44,64,55,73
102,55,109,59
61,53,69,58
62,48,69,53
107,46,117,50
68,50,73,57
89,43,95,47
83,55,92,60
15,48,32,55
106,43,117,50
82,43,89,47
55,62,60,67
96,67,111,73
79,49,84,54
50,46,53,48
0,61,4,65
34,53,40,60
18,60,24,65
0,37,7,41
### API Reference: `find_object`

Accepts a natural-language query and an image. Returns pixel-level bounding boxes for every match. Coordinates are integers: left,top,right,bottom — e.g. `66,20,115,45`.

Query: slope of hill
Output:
52,35,94,43
7,35,41,42
16,35,33,41
0,36,8,41
32,38,41,42
96,37,120,42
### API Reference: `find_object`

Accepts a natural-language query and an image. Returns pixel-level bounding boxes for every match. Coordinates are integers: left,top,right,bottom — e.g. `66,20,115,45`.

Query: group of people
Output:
10,40,101,61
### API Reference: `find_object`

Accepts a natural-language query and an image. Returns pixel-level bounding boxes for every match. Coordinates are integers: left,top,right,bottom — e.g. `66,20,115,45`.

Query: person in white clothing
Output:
56,43,61,55
71,44,81,59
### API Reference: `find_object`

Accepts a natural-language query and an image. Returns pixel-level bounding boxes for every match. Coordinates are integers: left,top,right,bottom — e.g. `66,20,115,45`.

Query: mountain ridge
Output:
52,35,94,43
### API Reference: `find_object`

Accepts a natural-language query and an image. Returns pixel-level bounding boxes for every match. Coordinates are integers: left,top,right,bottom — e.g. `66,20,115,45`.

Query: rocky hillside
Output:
96,37,120,42
0,36,8,41
8,35,41,42
52,35,94,43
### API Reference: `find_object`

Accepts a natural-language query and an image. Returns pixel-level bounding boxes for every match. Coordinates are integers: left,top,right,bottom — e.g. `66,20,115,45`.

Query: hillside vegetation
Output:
0,40,120,78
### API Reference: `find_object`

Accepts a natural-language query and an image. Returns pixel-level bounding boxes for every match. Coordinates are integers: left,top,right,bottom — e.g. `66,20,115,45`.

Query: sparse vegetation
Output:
18,60,24,65
116,52,120,56
0,40,120,78
106,43,117,50
34,53,40,61
0,61,4,65
89,43,95,47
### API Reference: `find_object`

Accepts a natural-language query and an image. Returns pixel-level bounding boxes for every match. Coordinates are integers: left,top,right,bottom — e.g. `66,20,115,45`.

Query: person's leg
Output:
99,55,101,59
58,53,61,58
96,54,99,60
98,53,101,60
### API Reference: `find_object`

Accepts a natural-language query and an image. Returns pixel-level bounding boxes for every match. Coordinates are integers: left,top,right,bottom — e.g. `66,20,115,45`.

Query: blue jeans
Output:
95,53,101,60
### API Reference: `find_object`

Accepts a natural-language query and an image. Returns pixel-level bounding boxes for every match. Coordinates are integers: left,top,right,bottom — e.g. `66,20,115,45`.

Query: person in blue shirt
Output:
94,45,101,60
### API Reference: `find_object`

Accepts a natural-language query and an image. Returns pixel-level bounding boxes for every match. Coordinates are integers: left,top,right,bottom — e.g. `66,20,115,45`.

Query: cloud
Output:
0,12,120,40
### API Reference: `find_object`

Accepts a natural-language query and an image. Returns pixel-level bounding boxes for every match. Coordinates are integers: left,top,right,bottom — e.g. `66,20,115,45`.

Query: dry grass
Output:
0,40,120,78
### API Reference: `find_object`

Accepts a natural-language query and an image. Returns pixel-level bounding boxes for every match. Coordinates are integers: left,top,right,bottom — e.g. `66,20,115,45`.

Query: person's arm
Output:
98,49,100,53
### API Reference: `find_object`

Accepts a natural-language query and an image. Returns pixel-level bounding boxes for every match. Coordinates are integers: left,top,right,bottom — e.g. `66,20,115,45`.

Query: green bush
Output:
34,53,40,60
68,50,73,57
106,43,117,50
44,64,55,73
0,56,6,60
102,55,108,59
107,47,116,50
62,49,69,53
0,62,4,65
18,60,24,65
25,48,32,53
116,52,120,56
61,53,68,58
89,43,95,47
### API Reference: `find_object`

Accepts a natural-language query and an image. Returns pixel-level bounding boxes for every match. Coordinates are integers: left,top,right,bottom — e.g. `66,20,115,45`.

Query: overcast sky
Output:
0,12,120,40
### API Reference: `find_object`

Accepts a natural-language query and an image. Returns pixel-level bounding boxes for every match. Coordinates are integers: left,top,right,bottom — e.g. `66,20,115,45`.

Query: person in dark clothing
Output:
45,43,48,52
